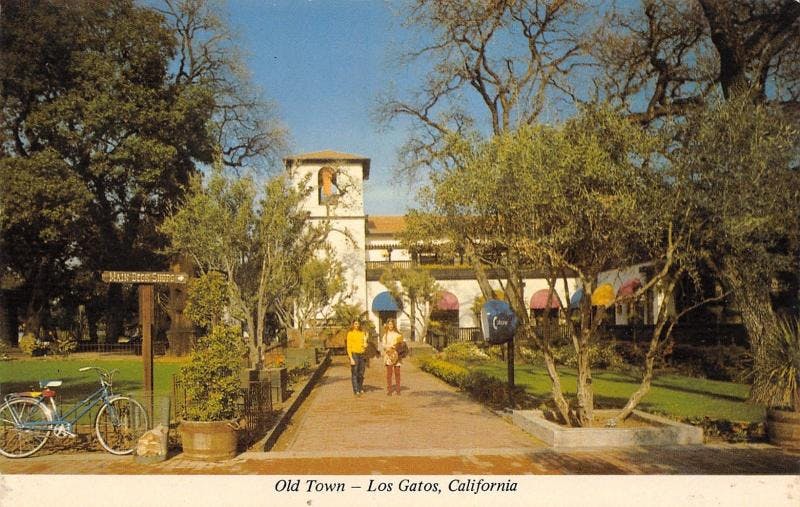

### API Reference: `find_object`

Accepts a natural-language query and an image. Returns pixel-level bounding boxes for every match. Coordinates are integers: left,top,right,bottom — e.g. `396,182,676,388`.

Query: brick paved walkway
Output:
0,352,798,475
271,353,543,453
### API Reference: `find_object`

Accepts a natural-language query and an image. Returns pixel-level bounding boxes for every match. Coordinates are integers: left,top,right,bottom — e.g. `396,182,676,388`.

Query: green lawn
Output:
467,361,765,422
0,356,187,403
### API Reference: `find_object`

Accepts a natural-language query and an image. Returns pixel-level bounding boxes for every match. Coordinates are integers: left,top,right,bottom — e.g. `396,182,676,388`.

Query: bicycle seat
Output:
38,380,62,388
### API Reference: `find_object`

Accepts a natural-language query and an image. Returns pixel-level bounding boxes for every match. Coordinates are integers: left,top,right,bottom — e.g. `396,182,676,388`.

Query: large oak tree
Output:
593,0,800,123
1,0,215,341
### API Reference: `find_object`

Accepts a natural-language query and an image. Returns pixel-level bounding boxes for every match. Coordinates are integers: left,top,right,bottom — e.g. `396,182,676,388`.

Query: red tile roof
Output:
285,150,370,179
367,215,406,235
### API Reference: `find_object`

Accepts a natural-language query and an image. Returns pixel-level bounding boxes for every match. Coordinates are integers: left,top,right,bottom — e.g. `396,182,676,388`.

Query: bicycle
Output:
0,366,149,458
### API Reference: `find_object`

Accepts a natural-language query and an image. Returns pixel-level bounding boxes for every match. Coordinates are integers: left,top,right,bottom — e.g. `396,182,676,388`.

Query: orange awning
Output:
591,284,614,306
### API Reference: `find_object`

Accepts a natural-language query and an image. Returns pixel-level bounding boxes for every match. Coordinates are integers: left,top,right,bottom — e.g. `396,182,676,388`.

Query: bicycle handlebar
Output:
78,367,119,385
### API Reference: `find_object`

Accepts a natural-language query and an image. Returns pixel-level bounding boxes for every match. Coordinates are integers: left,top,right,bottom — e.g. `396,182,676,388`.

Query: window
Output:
318,166,341,204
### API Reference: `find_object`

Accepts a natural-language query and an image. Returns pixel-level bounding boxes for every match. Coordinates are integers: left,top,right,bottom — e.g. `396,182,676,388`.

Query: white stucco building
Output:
286,150,664,344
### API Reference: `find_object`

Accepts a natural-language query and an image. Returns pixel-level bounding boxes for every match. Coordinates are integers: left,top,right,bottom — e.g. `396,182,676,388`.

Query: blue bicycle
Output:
0,366,148,458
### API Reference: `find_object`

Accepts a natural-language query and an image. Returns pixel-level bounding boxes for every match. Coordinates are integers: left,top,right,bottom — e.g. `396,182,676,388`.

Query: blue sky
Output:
227,0,418,215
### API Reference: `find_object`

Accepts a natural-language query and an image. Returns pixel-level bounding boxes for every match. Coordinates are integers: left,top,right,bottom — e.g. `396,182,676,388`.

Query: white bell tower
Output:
284,150,370,312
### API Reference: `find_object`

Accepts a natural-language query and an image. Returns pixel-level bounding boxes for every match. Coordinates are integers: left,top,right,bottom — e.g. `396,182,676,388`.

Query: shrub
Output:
418,356,530,408
18,333,40,356
750,317,800,411
668,344,750,381
683,416,766,443
522,342,627,371
185,272,229,328
590,343,627,370
178,324,247,421
484,344,506,360
442,342,490,362
463,370,528,408
52,330,77,357
615,341,649,366
264,352,286,369
0,339,11,359
517,345,538,363
418,356,471,387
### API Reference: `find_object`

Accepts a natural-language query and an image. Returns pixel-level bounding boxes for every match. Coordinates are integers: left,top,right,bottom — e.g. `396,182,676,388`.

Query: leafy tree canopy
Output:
1,0,216,339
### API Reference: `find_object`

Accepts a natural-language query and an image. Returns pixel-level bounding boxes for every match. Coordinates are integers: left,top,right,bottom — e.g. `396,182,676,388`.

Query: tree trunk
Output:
571,283,597,426
615,319,667,422
248,311,259,369
574,330,594,426
0,289,12,345
521,322,572,424
105,284,124,343
87,307,99,342
615,276,679,422
724,264,780,375
464,243,496,299
165,255,195,356
410,295,417,342
416,301,432,344
510,271,571,425
24,295,43,338
538,336,573,426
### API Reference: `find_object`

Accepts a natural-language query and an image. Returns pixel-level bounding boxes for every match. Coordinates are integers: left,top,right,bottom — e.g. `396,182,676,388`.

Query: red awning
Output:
617,278,642,297
435,291,459,311
529,289,562,310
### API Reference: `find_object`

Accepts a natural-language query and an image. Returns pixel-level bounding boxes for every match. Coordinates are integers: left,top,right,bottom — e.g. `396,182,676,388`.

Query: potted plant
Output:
751,318,800,450
177,324,246,461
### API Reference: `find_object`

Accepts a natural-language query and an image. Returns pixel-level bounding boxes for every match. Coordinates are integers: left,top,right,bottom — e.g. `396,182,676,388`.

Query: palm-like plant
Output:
751,318,800,412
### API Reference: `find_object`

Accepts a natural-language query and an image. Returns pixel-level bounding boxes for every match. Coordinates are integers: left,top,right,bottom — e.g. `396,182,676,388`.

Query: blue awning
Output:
569,289,584,309
372,291,402,312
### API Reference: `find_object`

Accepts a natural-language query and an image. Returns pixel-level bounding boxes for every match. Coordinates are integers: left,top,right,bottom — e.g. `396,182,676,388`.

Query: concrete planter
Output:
285,347,319,367
766,408,800,451
179,420,238,461
240,367,267,387
512,409,704,448
266,367,288,403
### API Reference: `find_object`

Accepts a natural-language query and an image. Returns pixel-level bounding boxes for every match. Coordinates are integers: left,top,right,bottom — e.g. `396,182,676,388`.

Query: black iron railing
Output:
427,326,481,350
427,322,573,350
366,260,413,270
74,341,167,356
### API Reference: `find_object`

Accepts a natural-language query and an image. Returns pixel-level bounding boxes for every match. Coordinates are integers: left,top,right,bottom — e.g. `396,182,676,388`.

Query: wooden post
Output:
102,271,188,424
139,284,154,397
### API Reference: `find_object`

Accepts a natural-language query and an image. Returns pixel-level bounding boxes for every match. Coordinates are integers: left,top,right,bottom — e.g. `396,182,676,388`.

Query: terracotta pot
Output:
766,408,800,450
179,420,238,461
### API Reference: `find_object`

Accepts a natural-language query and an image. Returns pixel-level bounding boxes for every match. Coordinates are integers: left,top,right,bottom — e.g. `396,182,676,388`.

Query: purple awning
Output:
617,278,642,297
435,291,459,311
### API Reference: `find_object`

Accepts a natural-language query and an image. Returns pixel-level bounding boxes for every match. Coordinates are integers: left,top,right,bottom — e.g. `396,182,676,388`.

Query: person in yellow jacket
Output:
346,320,367,395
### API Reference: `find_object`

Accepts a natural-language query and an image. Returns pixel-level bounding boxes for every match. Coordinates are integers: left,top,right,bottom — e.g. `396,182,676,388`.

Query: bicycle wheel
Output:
95,396,148,455
0,398,52,458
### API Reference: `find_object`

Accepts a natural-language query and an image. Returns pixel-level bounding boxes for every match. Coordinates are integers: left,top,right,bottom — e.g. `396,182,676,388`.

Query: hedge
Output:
418,356,529,408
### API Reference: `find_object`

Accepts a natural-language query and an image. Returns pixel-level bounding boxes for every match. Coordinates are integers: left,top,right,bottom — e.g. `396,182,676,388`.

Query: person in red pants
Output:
381,319,404,395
